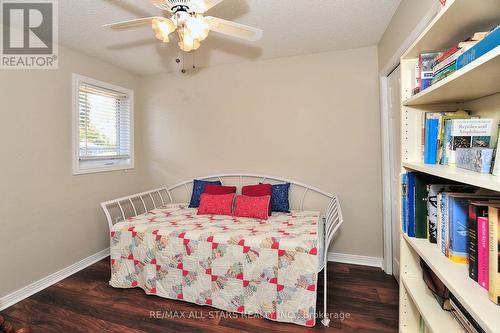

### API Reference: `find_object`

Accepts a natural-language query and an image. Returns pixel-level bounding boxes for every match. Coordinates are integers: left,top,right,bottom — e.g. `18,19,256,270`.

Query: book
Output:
411,174,444,239
407,172,416,237
441,192,449,256
434,46,460,67
437,111,471,164
414,175,429,238
458,40,479,49
449,293,485,333
437,193,443,249
419,316,426,333
478,216,489,290
457,25,500,70
424,118,439,164
492,124,500,176
401,173,408,234
468,202,489,282
419,52,441,90
431,62,457,84
488,205,500,305
442,119,494,166
456,148,494,173
433,48,465,74
470,31,490,41
421,110,471,164
448,195,471,263
429,185,474,245
447,194,500,264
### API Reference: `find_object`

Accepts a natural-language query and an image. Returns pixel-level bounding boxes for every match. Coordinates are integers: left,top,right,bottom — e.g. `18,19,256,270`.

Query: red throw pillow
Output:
242,184,272,215
197,193,234,216
204,185,237,195
233,195,271,220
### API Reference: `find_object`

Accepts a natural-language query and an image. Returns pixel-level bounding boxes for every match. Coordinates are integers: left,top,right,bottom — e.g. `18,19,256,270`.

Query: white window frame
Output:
72,73,134,175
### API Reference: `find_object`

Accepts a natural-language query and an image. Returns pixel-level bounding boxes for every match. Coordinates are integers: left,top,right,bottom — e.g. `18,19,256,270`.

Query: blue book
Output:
407,172,416,237
457,25,500,70
401,173,408,234
424,118,439,164
441,119,453,165
448,196,469,264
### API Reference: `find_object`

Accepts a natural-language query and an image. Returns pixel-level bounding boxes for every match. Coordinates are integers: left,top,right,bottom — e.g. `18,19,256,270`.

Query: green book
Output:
414,174,447,239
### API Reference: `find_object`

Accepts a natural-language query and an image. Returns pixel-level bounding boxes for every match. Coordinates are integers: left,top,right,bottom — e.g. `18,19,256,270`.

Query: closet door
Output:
387,65,401,282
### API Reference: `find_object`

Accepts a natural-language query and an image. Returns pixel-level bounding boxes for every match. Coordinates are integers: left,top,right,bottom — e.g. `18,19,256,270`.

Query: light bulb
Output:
152,18,176,43
185,15,209,41
178,30,200,52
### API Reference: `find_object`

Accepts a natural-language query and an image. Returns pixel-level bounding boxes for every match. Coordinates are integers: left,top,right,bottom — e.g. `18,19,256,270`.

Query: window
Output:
72,74,134,175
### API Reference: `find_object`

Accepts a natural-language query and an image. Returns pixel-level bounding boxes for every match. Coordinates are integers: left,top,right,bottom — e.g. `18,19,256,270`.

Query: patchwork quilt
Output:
110,204,321,326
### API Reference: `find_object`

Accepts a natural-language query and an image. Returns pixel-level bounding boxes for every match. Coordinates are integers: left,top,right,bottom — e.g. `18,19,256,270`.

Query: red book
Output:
478,216,489,290
434,46,460,66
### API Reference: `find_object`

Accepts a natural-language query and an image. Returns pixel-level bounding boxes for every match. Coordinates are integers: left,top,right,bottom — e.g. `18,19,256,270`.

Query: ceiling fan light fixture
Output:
178,30,200,52
152,18,176,42
185,15,209,41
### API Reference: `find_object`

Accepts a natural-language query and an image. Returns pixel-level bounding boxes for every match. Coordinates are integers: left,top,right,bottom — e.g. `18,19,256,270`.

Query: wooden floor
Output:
1,259,399,333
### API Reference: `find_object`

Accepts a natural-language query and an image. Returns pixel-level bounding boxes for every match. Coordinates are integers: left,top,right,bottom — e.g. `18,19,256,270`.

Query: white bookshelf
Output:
398,0,500,332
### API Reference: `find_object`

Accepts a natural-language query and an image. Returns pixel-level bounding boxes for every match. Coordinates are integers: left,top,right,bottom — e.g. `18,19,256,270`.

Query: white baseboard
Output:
0,247,110,311
328,251,384,269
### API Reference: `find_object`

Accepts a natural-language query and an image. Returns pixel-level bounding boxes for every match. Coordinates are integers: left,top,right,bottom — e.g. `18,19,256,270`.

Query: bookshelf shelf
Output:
403,46,500,106
402,162,500,192
401,275,461,332
403,0,500,60
402,234,500,333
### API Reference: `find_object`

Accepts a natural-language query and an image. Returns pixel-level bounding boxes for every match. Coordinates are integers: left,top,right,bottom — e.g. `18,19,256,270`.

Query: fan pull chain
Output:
181,26,186,74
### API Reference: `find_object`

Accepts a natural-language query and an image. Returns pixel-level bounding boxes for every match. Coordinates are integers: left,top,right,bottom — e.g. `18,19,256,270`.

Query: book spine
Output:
437,193,442,249
433,60,457,77
424,118,439,164
433,53,459,74
457,26,500,70
492,124,500,176
442,193,448,256
442,120,452,165
434,46,459,65
408,173,416,237
489,207,500,305
448,198,469,264
421,113,425,163
431,63,457,84
401,173,408,234
478,216,489,290
414,175,428,239
468,205,478,281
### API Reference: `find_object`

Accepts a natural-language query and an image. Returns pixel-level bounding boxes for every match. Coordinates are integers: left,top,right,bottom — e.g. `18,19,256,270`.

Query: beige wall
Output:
378,0,439,70
0,46,151,298
140,46,383,257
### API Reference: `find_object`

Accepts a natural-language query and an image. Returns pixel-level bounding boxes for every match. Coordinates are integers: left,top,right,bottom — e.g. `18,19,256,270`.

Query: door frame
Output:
379,3,440,275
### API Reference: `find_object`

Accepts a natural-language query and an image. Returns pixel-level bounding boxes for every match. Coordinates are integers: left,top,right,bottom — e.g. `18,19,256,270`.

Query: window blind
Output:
78,83,131,161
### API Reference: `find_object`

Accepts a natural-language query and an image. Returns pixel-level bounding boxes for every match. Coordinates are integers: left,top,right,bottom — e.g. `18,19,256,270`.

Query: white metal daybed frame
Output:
101,173,343,326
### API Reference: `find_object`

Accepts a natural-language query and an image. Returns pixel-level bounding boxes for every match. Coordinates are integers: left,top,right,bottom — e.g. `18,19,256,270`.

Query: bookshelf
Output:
398,0,500,332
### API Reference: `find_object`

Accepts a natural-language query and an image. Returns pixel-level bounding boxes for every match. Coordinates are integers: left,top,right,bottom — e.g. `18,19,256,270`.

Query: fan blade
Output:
103,16,165,30
192,0,224,13
205,16,262,41
150,0,170,11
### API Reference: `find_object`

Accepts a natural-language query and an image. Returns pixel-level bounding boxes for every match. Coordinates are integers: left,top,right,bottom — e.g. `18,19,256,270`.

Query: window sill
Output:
73,158,133,175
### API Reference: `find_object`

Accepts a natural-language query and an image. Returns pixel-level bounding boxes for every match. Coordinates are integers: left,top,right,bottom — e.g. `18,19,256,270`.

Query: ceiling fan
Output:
103,0,263,52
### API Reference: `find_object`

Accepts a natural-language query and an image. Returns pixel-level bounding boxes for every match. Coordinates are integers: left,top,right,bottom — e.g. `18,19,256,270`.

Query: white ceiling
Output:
59,0,401,76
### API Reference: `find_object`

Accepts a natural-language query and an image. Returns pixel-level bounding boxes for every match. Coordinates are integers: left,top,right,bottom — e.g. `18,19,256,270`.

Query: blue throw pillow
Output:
189,179,222,208
271,183,290,213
